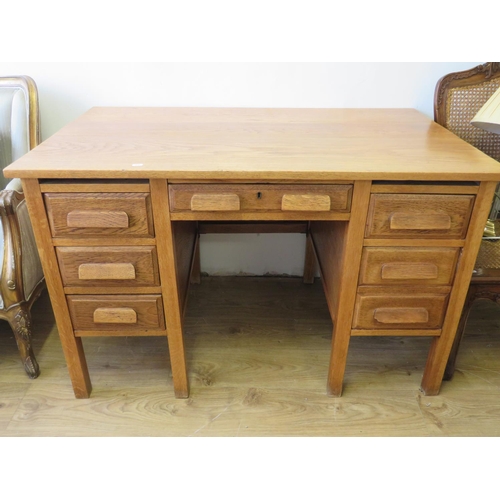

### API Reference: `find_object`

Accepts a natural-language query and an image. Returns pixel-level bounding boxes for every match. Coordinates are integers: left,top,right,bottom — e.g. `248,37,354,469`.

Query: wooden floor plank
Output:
2,277,500,436
0,384,31,433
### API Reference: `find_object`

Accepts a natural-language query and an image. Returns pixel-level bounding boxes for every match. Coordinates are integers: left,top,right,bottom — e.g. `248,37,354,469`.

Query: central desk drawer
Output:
67,295,165,331
169,184,352,213
352,287,450,330
44,192,154,237
359,247,460,286
365,193,474,239
56,246,159,287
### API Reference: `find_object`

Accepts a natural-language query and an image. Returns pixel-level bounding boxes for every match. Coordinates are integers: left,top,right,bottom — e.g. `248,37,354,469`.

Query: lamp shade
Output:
472,86,500,134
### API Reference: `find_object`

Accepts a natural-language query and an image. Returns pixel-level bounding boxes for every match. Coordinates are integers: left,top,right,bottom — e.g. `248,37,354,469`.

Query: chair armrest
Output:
0,187,43,307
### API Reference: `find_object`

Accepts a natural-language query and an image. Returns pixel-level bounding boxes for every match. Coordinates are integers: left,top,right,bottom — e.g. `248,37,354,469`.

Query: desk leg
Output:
21,179,92,398
150,179,189,398
324,181,372,396
420,180,497,395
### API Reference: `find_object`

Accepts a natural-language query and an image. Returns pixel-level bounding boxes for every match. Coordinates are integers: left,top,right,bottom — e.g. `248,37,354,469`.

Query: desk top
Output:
5,107,500,181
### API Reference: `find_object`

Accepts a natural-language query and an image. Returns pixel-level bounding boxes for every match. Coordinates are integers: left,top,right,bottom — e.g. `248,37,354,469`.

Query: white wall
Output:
1,62,482,276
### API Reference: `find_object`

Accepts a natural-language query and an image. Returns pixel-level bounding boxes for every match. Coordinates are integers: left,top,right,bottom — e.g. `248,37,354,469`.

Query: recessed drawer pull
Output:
190,194,240,211
67,210,130,228
389,213,451,231
374,307,429,324
78,263,136,280
93,307,137,324
381,262,439,280
281,194,331,211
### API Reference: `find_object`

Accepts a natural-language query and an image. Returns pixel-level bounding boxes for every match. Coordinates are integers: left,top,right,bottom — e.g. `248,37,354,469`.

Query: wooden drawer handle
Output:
78,263,136,280
381,262,439,280
67,210,129,228
389,213,451,231
93,307,138,324
190,194,240,211
374,307,429,324
281,194,331,211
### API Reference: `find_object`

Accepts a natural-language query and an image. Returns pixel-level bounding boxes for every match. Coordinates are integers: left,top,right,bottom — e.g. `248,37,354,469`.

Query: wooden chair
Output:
434,62,500,379
0,76,45,378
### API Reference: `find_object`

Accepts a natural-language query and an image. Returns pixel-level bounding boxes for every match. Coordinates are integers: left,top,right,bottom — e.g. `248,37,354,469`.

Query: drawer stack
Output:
42,182,166,336
352,185,477,336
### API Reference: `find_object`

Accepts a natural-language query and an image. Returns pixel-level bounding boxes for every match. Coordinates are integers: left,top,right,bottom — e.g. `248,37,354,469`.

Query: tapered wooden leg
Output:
303,232,317,284
325,181,372,396
327,326,351,396
420,181,497,395
150,179,189,398
7,304,40,379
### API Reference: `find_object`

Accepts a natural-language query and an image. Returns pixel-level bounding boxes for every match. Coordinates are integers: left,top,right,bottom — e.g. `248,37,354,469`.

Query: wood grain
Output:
78,263,136,281
281,194,331,211
389,212,451,231
93,307,137,324
373,307,429,324
66,210,129,228
190,193,241,211
5,108,500,181
309,220,346,319
39,180,150,193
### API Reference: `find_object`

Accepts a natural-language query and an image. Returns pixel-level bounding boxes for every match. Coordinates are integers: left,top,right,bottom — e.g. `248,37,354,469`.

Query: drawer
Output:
352,287,450,330
365,194,474,239
56,246,159,287
359,247,460,286
44,192,154,237
169,184,352,213
67,295,165,331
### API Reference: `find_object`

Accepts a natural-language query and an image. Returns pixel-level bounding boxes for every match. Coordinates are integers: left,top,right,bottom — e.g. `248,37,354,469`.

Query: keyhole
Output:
257,192,262,199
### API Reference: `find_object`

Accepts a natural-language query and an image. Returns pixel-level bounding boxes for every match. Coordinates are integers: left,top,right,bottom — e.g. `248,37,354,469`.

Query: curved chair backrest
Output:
434,62,500,162
0,76,41,188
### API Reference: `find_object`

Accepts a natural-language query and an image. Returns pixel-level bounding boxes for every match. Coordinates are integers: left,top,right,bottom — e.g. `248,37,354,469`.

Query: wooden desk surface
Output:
4,107,500,181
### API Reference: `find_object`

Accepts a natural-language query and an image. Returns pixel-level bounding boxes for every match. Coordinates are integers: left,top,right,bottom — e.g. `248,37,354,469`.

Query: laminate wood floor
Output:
1,276,500,436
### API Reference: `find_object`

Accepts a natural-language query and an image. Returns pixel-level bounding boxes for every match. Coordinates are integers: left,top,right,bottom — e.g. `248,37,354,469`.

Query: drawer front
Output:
352,287,449,330
359,247,460,286
44,192,154,237
365,194,474,239
67,295,165,331
169,184,352,213
56,246,159,287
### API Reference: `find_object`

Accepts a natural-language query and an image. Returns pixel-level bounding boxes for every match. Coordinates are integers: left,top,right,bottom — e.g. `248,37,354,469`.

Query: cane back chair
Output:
434,62,500,380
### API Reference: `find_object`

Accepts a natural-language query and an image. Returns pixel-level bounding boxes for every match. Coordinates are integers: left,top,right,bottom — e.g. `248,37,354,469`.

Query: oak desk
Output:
5,107,500,399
